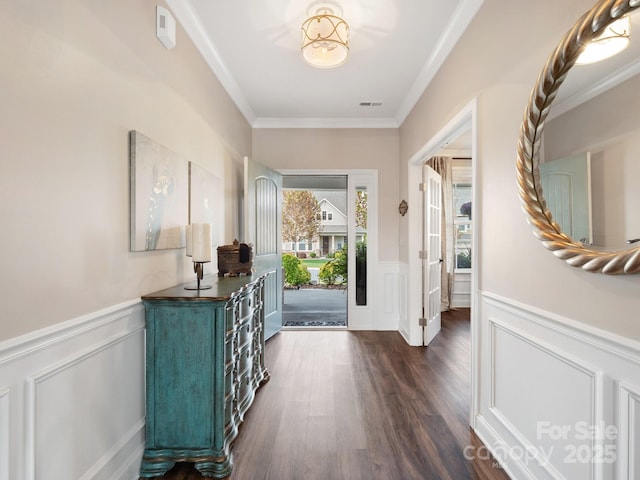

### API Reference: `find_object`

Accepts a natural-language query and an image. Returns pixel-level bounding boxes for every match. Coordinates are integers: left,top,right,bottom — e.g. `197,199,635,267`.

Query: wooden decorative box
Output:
217,239,253,276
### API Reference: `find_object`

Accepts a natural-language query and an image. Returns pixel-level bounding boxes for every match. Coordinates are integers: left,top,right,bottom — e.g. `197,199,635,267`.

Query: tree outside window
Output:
282,191,321,253
355,189,368,305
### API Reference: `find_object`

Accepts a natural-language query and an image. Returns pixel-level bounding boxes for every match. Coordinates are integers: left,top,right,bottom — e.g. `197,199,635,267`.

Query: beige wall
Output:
5,0,639,345
545,73,640,247
252,128,400,261
400,0,640,340
0,0,251,341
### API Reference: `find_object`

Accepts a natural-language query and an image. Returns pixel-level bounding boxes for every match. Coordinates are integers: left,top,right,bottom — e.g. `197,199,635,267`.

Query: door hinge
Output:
418,182,427,192
419,250,427,260
419,317,427,327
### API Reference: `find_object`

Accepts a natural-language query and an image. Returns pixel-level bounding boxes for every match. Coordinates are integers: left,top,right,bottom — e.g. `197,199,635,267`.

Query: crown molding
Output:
167,0,484,130
252,117,399,129
549,57,640,120
165,0,257,126
395,0,484,126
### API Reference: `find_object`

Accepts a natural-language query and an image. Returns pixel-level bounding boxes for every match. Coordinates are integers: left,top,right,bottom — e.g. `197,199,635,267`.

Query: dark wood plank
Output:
144,309,510,480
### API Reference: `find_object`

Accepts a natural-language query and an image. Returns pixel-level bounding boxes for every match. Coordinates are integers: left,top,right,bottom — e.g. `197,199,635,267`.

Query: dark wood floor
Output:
148,309,510,480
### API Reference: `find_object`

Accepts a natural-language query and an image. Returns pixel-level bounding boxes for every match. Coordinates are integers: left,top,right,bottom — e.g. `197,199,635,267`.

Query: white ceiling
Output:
165,0,484,128
550,11,640,119
164,1,640,134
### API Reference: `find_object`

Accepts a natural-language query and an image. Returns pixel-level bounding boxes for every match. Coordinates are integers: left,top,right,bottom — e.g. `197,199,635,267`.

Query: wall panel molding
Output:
398,264,409,342
618,382,640,480
0,300,141,366
451,271,471,308
0,300,145,480
488,320,601,480
483,292,640,365
375,261,400,330
488,319,601,410
0,388,9,480
476,292,640,480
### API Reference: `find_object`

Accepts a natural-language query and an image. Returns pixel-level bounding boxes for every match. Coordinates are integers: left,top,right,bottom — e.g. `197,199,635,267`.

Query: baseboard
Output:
472,413,526,480
398,327,410,345
80,420,145,480
0,300,146,480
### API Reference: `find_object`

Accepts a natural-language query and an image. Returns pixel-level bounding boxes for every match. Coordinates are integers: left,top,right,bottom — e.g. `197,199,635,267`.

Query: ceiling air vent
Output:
359,101,383,107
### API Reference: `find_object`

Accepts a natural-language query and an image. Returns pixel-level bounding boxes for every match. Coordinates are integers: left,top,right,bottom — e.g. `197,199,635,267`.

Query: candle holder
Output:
185,261,212,290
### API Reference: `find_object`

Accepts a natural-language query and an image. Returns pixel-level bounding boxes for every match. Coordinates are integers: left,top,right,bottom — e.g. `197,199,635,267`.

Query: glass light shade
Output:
576,16,630,65
301,9,349,68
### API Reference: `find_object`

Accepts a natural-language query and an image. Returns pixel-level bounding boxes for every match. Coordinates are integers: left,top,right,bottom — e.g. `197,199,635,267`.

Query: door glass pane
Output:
356,188,367,306
453,182,472,270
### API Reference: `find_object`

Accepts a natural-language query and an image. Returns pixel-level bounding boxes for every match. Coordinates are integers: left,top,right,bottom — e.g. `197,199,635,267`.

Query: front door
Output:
423,164,442,346
244,157,283,340
322,236,329,256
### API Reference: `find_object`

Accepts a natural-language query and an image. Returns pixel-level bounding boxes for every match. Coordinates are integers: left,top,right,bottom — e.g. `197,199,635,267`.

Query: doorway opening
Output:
409,99,478,427
281,175,349,328
421,143,473,346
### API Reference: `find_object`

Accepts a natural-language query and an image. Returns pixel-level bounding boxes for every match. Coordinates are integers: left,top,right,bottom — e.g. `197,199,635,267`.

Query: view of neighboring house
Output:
283,190,366,257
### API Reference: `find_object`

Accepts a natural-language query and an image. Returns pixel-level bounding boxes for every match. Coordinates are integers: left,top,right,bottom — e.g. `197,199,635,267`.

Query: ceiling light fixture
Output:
301,3,349,68
576,15,630,65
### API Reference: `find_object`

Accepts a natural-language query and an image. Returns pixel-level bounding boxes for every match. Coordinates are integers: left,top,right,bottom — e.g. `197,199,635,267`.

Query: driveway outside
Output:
282,287,347,327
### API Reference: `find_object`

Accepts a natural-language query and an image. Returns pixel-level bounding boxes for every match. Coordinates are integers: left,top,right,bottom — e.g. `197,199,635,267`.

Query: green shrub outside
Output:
318,247,347,285
282,253,311,286
318,261,338,285
309,252,317,258
355,241,367,305
457,249,471,269
355,241,367,263
331,248,348,281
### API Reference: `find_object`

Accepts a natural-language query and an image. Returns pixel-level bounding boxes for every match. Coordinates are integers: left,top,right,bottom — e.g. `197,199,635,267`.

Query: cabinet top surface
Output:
141,274,262,302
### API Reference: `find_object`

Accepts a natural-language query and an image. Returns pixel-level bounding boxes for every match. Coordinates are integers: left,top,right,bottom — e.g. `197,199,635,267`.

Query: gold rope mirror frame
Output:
516,0,640,274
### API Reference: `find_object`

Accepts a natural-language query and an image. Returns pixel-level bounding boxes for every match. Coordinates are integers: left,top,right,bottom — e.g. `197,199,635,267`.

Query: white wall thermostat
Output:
156,6,176,49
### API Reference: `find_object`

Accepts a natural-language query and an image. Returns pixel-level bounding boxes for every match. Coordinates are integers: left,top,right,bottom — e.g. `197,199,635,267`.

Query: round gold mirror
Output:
517,0,640,274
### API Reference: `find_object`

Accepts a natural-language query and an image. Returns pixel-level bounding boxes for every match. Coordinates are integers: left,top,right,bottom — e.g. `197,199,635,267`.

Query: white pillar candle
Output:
185,225,192,257
191,223,212,262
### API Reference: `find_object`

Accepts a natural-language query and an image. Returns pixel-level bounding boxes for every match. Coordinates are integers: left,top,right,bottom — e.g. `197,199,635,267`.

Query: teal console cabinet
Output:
139,275,269,478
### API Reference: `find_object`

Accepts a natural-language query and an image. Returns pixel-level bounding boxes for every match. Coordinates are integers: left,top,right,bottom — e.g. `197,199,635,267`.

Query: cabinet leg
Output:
194,457,232,478
139,457,175,478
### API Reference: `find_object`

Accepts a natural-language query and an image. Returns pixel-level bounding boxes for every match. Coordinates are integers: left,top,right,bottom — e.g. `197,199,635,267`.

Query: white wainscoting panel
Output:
398,264,409,342
375,262,400,330
452,271,471,308
0,300,145,480
0,388,9,480
618,382,640,480
473,292,640,480
490,322,599,480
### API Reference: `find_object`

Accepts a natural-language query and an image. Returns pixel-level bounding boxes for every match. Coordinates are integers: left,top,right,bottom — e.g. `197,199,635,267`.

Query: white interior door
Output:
244,157,282,340
423,164,442,346
540,152,592,243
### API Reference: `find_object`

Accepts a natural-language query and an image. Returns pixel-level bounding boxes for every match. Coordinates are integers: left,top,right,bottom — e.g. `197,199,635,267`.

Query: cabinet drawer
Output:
237,294,253,324
224,393,238,440
224,290,252,330
237,343,253,378
237,321,252,350
236,373,255,418
224,331,252,374
223,363,234,394
225,296,253,337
